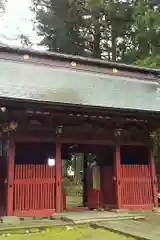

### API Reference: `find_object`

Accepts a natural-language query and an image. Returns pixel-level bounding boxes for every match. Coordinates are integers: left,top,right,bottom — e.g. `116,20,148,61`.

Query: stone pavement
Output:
0,211,145,235
0,211,160,239
52,211,144,224
91,214,160,240
0,218,70,233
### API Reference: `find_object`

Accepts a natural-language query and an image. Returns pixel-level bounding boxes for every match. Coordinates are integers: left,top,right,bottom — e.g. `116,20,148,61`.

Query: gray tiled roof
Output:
0,58,160,112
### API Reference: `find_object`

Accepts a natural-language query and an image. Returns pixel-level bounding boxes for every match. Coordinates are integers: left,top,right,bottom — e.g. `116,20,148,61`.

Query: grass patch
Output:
0,225,137,240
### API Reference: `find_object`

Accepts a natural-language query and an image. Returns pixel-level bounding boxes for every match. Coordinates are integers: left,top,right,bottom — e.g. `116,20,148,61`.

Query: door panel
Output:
13,164,55,216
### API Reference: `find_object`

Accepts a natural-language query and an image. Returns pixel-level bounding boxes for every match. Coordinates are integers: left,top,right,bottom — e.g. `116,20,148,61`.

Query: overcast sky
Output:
0,0,41,48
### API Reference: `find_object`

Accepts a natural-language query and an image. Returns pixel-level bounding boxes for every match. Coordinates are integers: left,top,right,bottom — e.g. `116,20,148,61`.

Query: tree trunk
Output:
111,23,116,61
92,14,101,59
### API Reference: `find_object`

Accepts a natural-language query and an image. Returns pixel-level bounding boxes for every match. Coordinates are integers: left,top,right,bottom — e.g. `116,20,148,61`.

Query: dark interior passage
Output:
15,142,56,164
61,144,115,209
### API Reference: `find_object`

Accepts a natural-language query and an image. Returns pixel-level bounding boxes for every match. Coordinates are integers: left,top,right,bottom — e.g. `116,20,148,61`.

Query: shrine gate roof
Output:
0,45,160,113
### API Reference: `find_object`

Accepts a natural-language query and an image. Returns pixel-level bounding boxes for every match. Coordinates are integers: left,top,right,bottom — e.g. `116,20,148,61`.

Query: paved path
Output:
0,219,70,233
92,214,160,240
0,211,160,239
53,211,144,223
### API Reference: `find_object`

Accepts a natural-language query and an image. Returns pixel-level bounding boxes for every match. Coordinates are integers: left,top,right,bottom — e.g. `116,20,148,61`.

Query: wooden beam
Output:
1,107,160,131
58,138,114,145
7,136,15,216
115,145,122,209
14,136,55,143
150,151,158,209
55,143,62,212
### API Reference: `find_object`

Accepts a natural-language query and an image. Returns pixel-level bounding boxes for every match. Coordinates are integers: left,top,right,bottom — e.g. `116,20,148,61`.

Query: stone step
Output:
61,215,145,224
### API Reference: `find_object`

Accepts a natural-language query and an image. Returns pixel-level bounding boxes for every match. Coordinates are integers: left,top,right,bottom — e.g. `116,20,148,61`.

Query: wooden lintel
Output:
1,107,160,132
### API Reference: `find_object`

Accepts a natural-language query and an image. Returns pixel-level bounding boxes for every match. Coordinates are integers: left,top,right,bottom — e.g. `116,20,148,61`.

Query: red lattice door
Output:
120,164,153,210
13,164,55,216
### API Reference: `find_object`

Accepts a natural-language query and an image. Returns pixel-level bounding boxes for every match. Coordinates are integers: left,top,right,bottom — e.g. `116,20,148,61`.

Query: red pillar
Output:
55,142,62,212
150,151,158,209
115,145,122,209
7,137,15,216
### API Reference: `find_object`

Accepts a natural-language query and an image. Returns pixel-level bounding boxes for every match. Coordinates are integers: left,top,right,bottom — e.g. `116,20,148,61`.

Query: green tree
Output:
32,0,135,60
85,0,134,60
105,0,133,61
134,0,160,56
32,0,160,62
124,0,160,63
32,0,87,55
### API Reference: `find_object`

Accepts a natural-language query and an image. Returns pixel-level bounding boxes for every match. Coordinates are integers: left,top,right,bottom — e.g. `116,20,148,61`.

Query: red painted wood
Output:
62,192,66,210
14,137,55,143
120,164,153,210
14,164,55,216
119,142,149,146
56,143,62,213
0,137,8,216
7,138,15,216
150,151,158,208
65,207,88,212
100,166,116,209
13,209,55,217
88,189,102,209
59,138,114,145
15,137,114,145
120,205,153,210
115,145,122,209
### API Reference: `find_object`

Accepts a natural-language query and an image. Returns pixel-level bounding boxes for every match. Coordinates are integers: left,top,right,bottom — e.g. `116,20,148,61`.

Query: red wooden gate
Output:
120,164,153,210
13,164,55,216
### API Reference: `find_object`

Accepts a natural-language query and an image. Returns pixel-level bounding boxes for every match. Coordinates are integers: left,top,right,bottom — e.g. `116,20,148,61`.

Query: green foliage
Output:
32,0,87,55
31,0,133,59
133,1,160,56
136,55,160,67
31,0,160,62
3,226,136,240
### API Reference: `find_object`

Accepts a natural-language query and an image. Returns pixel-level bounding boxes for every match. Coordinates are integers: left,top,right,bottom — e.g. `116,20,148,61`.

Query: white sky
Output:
0,0,42,49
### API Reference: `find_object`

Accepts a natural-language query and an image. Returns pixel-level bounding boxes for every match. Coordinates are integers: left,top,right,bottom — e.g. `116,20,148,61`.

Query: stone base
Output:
152,207,159,213
0,216,20,225
110,209,129,213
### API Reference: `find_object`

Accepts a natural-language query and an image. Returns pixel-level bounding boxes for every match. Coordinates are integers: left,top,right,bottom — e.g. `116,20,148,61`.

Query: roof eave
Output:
0,96,160,119
0,44,159,76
